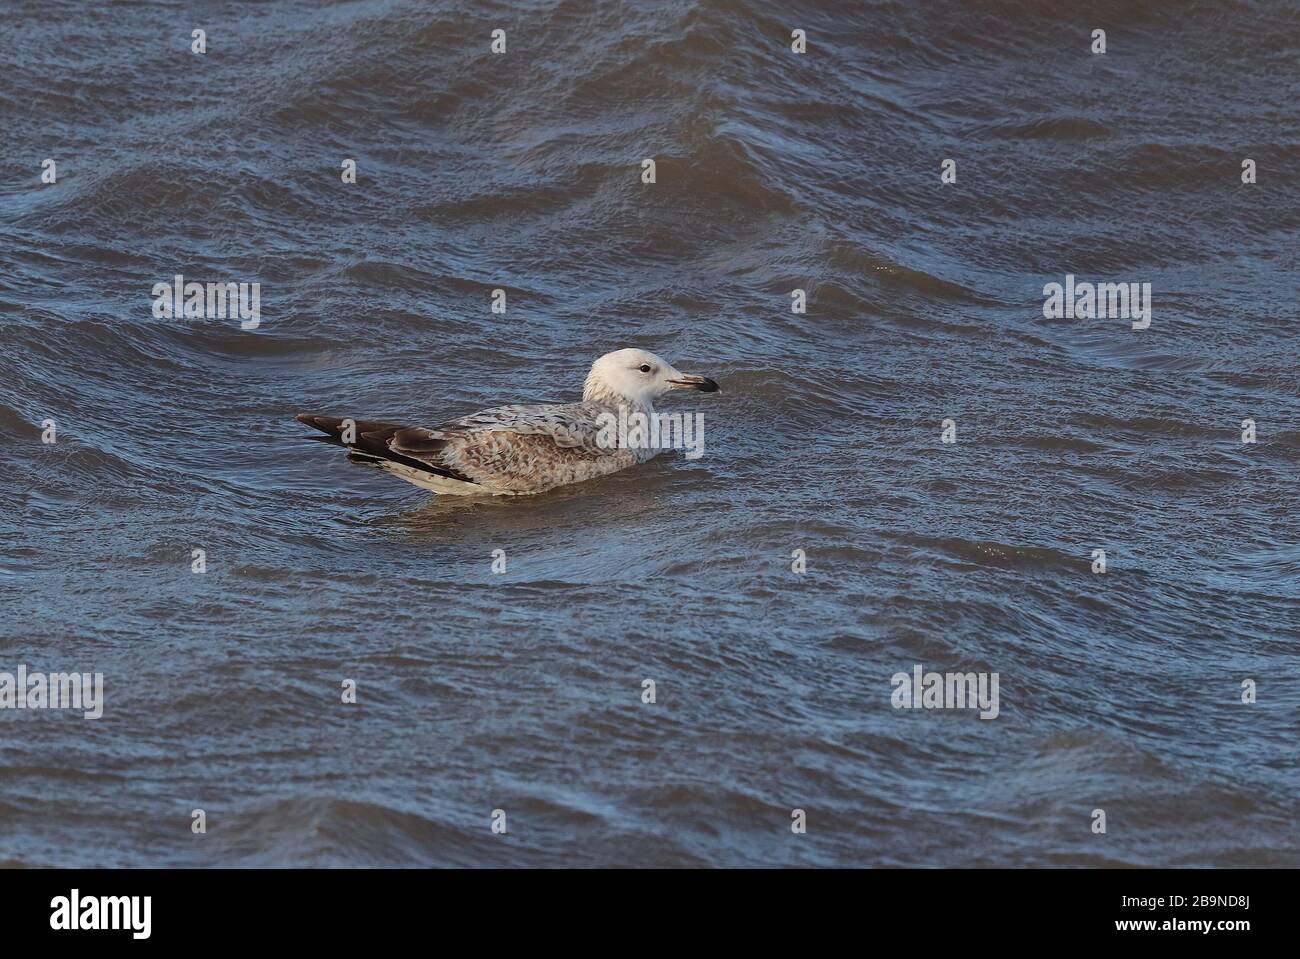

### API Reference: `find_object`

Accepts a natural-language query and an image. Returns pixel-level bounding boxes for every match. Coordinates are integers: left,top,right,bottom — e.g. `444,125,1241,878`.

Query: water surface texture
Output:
1,0,1297,867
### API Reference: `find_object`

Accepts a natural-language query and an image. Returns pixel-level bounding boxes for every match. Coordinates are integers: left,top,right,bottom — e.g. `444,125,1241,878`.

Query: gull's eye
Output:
638,364,652,373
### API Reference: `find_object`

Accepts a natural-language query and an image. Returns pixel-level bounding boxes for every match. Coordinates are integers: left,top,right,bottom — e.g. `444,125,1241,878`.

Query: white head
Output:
582,348,719,407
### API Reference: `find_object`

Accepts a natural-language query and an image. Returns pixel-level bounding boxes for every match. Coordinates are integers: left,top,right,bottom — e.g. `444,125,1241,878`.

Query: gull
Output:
296,348,719,496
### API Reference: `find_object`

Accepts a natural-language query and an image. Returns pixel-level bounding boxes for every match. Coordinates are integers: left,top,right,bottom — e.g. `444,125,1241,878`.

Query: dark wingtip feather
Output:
296,413,340,434
294,413,477,485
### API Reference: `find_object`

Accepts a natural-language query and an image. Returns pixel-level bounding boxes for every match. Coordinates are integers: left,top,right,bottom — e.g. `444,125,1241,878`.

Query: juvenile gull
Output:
296,348,719,496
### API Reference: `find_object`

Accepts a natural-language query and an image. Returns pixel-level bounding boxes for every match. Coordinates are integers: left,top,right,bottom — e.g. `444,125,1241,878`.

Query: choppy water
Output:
1,0,1297,867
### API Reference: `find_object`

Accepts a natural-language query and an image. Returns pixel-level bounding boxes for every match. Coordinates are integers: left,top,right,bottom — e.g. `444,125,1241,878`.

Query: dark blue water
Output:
1,0,1297,866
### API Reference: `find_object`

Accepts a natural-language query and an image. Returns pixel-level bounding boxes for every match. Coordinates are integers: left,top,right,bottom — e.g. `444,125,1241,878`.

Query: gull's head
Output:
582,348,720,407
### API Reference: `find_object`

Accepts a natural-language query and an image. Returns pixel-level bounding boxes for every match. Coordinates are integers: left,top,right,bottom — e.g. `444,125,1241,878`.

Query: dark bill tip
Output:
670,376,720,393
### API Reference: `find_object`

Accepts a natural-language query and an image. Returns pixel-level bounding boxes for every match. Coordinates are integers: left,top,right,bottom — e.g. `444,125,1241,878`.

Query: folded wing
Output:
297,404,636,494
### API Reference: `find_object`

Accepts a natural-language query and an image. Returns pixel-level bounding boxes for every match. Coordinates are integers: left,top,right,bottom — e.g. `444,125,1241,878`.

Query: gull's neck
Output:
582,378,653,414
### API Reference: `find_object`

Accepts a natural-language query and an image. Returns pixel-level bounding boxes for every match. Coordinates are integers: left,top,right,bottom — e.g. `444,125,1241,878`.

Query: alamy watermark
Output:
152,274,260,329
1043,274,1151,330
50,890,150,939
891,664,999,720
0,665,103,719
595,408,705,460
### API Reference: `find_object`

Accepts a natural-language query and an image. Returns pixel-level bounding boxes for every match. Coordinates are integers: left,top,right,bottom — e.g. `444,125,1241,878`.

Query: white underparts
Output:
378,461,507,496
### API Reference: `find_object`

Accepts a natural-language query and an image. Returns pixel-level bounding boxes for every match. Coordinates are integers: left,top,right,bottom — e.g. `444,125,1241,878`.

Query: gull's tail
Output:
295,413,483,493
296,413,409,461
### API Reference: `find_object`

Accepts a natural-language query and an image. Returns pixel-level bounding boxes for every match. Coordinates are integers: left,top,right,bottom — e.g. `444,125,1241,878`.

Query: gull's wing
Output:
391,403,637,493
297,403,637,494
